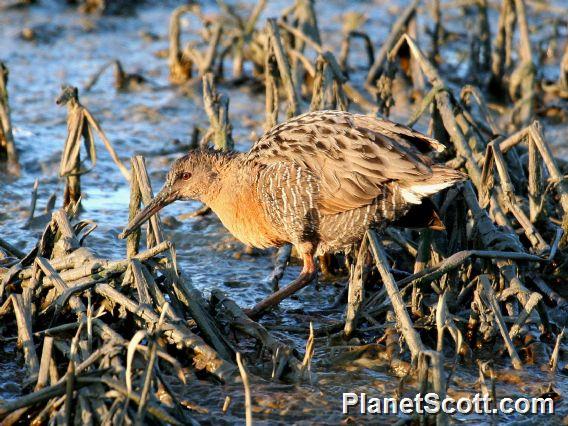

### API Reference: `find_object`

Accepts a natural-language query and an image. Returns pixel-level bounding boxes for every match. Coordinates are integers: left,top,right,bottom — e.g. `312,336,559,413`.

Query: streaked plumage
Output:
246,110,464,255
120,110,467,295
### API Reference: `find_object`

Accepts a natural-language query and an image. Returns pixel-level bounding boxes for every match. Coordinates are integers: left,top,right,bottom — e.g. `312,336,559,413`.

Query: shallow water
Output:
0,0,567,423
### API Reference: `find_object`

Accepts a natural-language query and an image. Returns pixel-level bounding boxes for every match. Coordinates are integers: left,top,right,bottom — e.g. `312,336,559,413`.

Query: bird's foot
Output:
245,271,317,320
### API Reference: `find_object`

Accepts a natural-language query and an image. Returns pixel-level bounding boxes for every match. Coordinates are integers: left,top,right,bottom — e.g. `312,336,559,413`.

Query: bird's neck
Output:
199,152,250,204
202,155,282,248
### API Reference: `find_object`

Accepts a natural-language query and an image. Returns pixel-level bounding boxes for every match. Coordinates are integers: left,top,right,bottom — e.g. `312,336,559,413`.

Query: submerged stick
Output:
211,289,305,381
479,275,523,370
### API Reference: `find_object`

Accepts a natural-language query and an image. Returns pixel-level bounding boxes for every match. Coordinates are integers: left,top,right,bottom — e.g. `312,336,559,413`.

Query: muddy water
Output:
0,0,567,423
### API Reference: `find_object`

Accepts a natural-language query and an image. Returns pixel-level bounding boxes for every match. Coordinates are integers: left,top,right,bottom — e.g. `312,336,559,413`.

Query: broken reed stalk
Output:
0,62,19,174
0,236,25,259
35,335,54,391
264,37,280,130
266,18,300,119
509,0,535,126
339,31,375,73
429,0,442,62
310,52,349,111
130,155,164,249
491,0,514,90
560,43,568,92
174,276,235,362
301,322,315,381
0,374,104,418
496,121,568,246
24,178,40,228
231,0,267,79
202,73,234,151
188,23,223,77
365,0,419,87
168,5,194,84
84,60,146,92
480,139,549,253
57,85,130,207
127,157,142,258
12,293,40,380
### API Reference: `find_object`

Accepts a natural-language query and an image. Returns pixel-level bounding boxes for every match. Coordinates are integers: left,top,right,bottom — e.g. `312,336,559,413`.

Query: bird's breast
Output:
206,181,285,249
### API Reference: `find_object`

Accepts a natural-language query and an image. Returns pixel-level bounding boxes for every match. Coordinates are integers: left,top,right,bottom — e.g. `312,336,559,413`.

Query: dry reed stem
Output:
549,327,564,371
236,352,252,426
202,73,234,151
168,5,195,84
84,60,147,92
266,18,300,118
12,293,40,379
367,230,425,359
301,322,315,382
57,86,130,206
0,62,19,174
478,275,523,370
174,276,235,362
344,238,368,337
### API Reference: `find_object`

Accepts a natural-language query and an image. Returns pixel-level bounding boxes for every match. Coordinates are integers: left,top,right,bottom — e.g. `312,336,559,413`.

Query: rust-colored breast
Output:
206,173,286,249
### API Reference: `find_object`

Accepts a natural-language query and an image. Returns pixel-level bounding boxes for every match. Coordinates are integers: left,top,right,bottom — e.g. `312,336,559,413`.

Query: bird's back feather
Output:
246,110,464,216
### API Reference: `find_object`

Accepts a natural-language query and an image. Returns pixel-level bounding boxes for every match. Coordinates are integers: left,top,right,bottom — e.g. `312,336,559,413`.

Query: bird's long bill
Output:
118,188,176,239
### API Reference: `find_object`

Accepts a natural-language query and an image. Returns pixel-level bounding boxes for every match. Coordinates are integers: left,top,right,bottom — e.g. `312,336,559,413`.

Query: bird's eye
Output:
182,172,192,180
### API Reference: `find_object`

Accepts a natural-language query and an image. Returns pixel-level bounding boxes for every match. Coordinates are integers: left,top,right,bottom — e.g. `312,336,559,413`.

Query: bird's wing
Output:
246,110,451,215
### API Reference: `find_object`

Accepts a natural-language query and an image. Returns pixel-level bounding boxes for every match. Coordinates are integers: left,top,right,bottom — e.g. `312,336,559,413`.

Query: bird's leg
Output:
247,249,317,319
318,253,333,280
267,244,292,291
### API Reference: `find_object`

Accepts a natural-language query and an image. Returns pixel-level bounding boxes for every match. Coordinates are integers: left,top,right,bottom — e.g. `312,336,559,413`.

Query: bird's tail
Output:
400,166,467,204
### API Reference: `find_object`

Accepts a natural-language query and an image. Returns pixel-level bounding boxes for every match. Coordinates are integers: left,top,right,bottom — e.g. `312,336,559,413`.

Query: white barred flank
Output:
400,181,455,204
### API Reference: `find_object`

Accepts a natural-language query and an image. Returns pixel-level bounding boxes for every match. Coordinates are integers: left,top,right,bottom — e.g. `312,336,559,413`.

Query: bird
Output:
120,110,466,314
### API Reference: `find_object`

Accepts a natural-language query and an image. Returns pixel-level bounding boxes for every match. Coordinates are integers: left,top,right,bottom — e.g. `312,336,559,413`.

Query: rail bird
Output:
120,110,466,312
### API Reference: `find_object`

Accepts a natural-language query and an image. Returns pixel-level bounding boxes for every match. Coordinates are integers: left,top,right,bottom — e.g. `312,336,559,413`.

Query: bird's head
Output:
119,150,222,239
